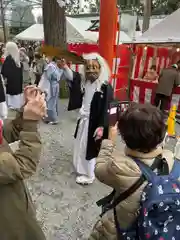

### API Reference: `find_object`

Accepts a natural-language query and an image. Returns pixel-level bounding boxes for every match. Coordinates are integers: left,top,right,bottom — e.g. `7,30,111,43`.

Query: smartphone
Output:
109,101,130,126
109,101,120,127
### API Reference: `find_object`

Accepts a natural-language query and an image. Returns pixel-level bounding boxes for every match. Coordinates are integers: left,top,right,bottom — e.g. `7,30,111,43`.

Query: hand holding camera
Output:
108,122,118,142
23,86,47,121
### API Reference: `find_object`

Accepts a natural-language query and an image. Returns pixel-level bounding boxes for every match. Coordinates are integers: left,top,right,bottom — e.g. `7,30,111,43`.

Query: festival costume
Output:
1,55,23,110
68,53,113,184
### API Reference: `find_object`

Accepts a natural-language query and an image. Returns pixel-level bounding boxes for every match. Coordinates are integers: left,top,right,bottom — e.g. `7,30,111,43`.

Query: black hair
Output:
34,53,41,59
150,65,156,71
118,103,166,152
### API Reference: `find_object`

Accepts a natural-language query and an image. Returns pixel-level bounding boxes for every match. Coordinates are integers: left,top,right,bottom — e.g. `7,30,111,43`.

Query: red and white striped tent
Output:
130,8,180,111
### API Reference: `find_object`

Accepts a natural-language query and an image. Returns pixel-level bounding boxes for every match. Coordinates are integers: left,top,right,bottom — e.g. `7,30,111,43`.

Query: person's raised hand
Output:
23,92,47,121
93,127,104,141
57,59,67,69
108,122,118,142
24,85,38,103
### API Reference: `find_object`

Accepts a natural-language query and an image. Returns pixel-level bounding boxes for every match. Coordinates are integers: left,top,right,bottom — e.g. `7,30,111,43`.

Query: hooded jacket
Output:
89,140,174,240
0,111,45,240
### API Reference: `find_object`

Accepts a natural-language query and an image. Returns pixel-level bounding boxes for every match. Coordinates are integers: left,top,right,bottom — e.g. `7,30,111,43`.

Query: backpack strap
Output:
132,158,160,183
132,155,169,182
113,155,169,239
97,155,166,217
170,159,180,179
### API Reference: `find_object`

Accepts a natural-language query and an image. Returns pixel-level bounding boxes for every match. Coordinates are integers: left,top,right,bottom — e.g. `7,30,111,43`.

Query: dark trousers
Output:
154,93,170,111
34,74,41,86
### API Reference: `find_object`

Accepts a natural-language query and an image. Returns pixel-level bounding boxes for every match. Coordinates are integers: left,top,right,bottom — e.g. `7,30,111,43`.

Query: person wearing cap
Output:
154,60,180,111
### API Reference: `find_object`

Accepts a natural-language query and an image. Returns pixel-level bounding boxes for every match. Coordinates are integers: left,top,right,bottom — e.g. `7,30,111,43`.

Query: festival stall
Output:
130,8,180,110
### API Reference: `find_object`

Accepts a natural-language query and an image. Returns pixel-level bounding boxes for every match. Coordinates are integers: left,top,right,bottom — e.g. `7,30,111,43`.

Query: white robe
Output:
0,101,8,120
73,81,97,178
6,94,24,110
1,75,23,110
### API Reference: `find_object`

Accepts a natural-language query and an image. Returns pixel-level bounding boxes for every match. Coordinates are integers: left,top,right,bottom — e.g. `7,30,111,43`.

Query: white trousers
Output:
6,94,24,109
73,117,96,178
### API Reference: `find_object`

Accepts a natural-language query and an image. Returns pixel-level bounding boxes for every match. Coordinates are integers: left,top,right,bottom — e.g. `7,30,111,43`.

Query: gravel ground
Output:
9,100,179,240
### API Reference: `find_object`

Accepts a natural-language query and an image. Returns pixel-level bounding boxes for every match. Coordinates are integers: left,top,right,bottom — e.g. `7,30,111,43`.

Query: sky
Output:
31,0,91,20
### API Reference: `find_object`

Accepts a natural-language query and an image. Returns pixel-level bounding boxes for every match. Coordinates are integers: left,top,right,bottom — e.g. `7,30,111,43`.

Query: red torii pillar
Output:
99,0,118,72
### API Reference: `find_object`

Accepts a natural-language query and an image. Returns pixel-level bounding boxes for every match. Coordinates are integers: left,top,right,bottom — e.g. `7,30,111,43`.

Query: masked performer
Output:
67,53,114,185
1,42,23,110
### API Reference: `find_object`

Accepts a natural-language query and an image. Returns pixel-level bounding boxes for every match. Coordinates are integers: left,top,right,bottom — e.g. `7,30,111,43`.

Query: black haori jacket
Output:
68,71,114,160
1,55,23,95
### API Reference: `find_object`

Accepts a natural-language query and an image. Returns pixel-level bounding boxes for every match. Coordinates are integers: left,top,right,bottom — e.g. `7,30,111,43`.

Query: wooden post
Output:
99,0,117,71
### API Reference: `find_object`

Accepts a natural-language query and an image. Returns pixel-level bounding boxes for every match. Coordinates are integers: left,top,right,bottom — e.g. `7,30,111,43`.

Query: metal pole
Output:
0,0,7,43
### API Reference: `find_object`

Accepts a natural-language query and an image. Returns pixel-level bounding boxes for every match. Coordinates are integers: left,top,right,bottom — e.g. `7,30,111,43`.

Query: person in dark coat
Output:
1,42,23,110
154,61,180,111
67,53,114,185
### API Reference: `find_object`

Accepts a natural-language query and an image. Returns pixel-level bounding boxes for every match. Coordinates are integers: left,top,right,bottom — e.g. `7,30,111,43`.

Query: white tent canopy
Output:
134,8,180,44
15,18,93,43
15,17,131,43
15,24,44,41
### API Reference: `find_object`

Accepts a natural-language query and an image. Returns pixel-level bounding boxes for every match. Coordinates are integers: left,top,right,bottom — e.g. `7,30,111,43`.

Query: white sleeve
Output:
63,65,73,81
0,102,8,120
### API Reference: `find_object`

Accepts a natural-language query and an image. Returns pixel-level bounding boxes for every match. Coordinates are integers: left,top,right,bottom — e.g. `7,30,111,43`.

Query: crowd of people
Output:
0,41,45,110
0,40,180,240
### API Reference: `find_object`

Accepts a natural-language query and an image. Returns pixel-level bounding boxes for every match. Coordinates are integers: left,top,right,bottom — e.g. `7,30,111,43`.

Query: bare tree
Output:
0,0,41,42
142,0,152,32
42,0,66,47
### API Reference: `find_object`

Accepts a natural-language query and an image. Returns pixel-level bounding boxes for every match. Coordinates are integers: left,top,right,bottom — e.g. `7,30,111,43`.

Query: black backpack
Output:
97,156,169,239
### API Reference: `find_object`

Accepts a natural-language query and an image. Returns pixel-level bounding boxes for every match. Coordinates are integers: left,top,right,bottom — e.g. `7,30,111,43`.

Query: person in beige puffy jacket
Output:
89,103,174,240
